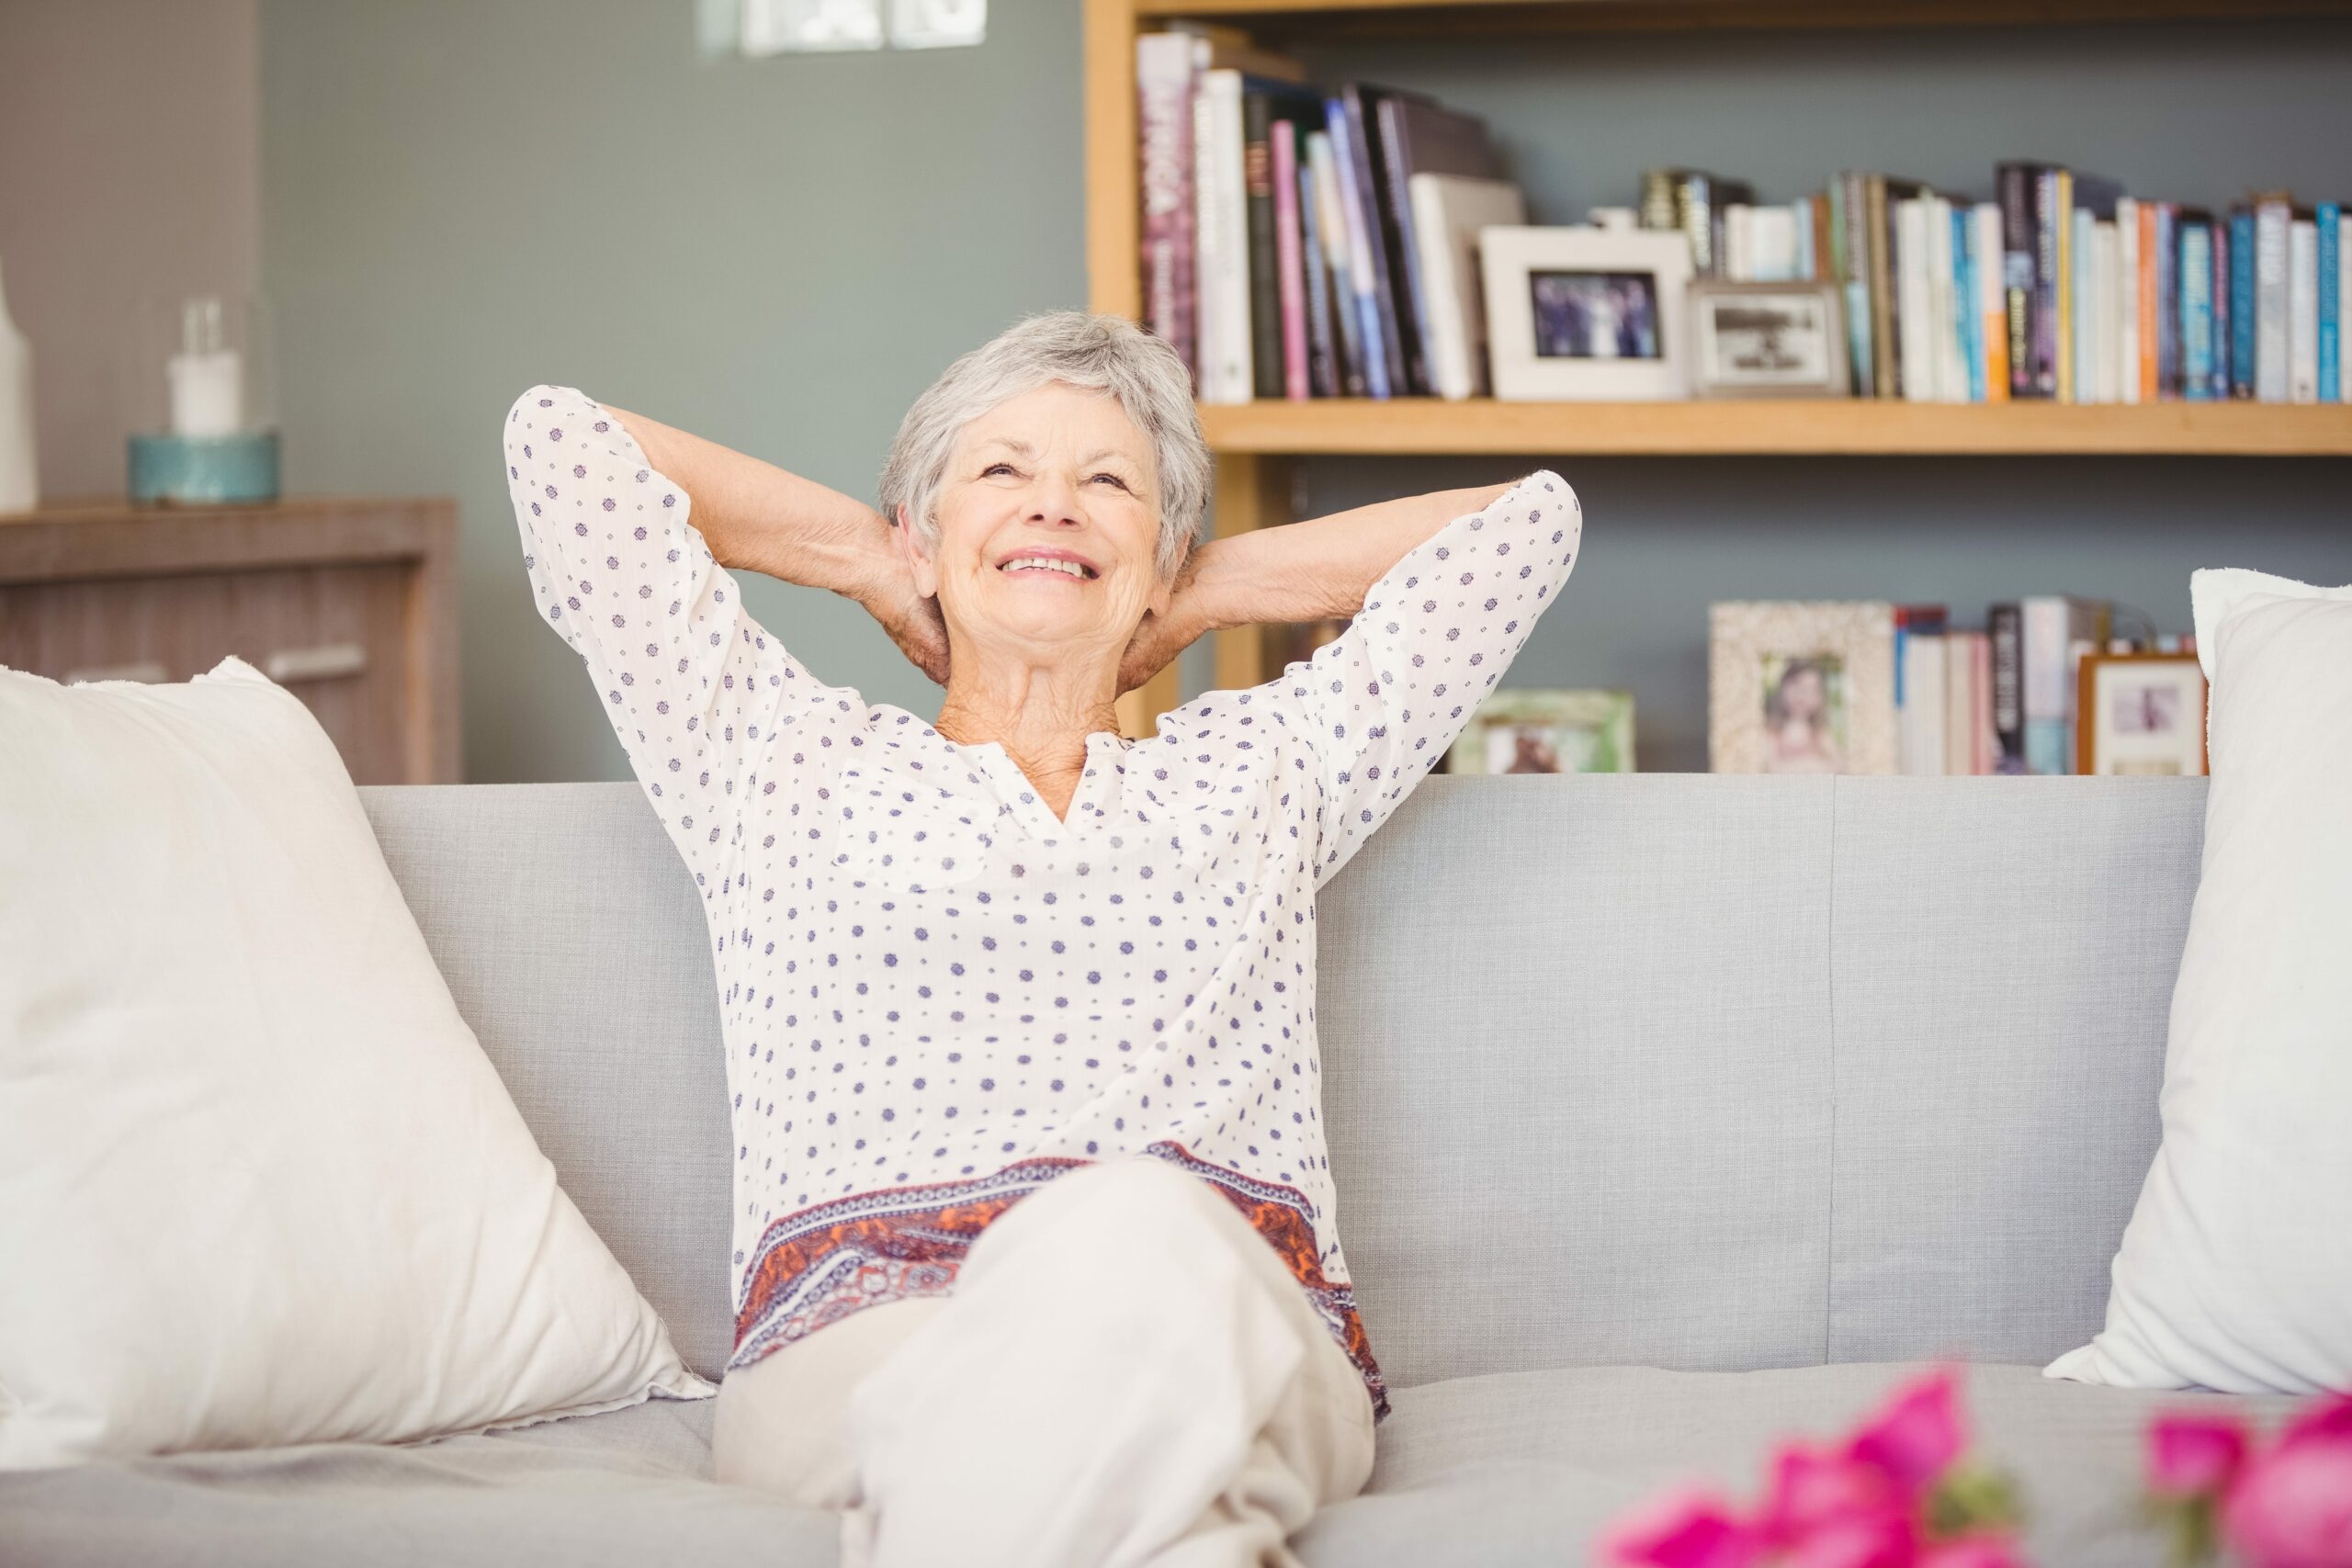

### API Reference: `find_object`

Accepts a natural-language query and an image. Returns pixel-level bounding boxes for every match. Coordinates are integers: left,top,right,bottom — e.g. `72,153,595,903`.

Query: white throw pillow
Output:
2046,571,2352,1394
0,658,712,1469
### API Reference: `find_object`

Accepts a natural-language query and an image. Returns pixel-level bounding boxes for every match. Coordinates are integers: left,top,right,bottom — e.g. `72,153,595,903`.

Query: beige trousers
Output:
711,1158,1377,1568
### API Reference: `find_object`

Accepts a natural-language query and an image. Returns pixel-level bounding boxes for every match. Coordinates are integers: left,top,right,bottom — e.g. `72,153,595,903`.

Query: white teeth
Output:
1001,557,1089,578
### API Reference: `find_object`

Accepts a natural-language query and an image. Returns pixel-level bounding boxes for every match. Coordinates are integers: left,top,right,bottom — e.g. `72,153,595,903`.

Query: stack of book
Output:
1136,25,1524,403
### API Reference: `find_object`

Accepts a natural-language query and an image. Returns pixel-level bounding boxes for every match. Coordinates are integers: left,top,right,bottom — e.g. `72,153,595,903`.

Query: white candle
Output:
168,347,243,439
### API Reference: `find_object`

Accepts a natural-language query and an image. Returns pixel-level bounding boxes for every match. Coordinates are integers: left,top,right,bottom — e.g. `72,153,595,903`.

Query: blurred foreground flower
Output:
2146,1392,2352,1568
1599,1371,2026,1568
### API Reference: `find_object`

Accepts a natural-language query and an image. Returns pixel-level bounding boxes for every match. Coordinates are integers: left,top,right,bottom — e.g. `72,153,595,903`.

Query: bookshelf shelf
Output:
1196,399,2352,457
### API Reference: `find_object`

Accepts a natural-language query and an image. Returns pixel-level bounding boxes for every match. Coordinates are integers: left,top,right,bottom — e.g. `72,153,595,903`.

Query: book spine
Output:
1897,198,1933,404
1242,92,1282,400
2154,203,2178,399
1976,203,2009,402
2032,169,2063,399
2181,220,2214,401
2096,220,2121,404
1192,84,1225,400
2053,170,2075,403
1930,197,1961,400
1306,129,1365,397
1373,98,1435,396
2071,207,2097,402
1295,141,1337,398
2209,217,2231,402
1270,118,1309,400
2117,198,2140,405
1841,172,1876,397
1997,164,2038,397
2290,216,2320,402
2256,199,2290,402
2342,211,2352,401
2230,208,2257,399
1957,205,1983,401
1324,101,1389,400
1135,33,1198,379
1340,89,1409,398
2021,596,2072,776
1868,176,1901,400
2321,203,2342,403
2141,202,2162,401
1988,602,2026,774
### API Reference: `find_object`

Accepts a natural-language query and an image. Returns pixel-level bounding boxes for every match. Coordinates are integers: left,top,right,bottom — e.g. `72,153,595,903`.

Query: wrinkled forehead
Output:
951,385,1159,482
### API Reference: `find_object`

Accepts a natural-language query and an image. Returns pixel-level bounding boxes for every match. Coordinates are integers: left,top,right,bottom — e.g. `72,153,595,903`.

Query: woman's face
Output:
899,382,1172,669
1783,667,1825,721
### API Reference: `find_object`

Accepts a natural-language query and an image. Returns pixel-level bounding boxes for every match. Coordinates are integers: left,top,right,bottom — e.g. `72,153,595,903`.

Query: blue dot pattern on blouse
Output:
505,385,1580,1419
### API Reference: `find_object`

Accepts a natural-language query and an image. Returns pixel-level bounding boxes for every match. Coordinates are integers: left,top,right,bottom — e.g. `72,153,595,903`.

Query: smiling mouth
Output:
998,556,1098,580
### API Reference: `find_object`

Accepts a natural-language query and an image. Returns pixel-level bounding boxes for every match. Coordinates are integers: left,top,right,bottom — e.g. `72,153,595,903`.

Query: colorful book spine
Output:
2141,200,2162,401
1975,202,2009,401
2229,207,2258,399
2209,218,2231,402
2256,199,2290,402
2117,198,2141,404
1997,163,2041,396
2321,203,2342,403
1339,86,1409,398
1323,101,1390,400
1988,602,2026,774
1955,204,1984,402
1270,118,1309,400
2180,217,2214,401
1295,140,1338,398
2052,170,2075,402
2290,214,2320,402
1135,33,1199,379
2072,205,2096,402
2154,203,2178,398
1306,129,1366,397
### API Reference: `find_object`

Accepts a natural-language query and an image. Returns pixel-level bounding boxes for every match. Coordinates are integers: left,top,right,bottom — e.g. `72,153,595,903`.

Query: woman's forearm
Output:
603,403,899,605
1174,478,1524,637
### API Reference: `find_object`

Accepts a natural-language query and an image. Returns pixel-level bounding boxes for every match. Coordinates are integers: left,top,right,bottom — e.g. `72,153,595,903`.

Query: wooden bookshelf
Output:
1086,0,2352,729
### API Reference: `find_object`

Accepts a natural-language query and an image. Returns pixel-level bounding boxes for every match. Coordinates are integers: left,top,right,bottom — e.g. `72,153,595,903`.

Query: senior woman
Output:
503,310,1579,1568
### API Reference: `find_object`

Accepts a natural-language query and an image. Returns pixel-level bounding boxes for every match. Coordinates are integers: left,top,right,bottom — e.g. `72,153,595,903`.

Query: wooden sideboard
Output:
0,497,459,784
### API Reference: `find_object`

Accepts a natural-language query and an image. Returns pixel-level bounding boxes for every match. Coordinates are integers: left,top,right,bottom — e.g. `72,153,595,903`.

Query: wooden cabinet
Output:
0,497,459,784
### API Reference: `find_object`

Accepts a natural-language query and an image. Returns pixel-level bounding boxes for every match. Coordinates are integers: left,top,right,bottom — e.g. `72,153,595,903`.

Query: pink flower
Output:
1781,1509,1917,1568
2280,1394,2352,1452
1598,1486,1765,1568
1917,1536,2027,1568
2222,1426,2352,1568
1845,1371,1966,1499
2147,1414,2253,1498
1759,1445,1903,1541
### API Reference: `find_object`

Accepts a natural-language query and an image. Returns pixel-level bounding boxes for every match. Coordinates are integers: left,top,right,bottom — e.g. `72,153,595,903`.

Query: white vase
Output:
0,255,39,513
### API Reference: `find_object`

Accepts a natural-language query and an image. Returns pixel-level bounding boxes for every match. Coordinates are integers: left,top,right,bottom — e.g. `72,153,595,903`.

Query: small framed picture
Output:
1447,689,1636,775
1709,601,1897,774
1688,281,1850,399
1478,226,1694,400
2075,652,2208,775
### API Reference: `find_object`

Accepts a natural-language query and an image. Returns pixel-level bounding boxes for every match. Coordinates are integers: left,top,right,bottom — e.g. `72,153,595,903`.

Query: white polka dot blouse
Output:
505,385,1580,1417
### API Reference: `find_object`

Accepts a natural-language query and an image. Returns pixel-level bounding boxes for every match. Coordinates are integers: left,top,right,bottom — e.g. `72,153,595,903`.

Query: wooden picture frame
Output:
1478,226,1694,401
1446,688,1636,774
1688,280,1851,399
1709,601,1897,774
2075,650,2209,775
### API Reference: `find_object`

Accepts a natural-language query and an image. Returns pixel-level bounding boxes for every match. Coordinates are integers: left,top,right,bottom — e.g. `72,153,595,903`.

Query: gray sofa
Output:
0,774,2294,1565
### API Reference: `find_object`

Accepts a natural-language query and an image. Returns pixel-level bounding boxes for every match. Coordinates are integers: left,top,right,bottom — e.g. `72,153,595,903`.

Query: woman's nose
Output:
1024,470,1085,525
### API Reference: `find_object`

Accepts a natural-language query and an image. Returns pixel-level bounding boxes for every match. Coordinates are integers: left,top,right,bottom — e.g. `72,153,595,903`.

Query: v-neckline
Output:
969,731,1125,837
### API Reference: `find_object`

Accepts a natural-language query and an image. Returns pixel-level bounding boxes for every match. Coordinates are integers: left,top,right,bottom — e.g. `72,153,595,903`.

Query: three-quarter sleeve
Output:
504,384,851,877
1267,468,1581,886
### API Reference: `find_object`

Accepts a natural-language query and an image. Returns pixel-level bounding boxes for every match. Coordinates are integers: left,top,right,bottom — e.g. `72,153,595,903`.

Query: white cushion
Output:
2046,571,2352,1394
0,659,712,1470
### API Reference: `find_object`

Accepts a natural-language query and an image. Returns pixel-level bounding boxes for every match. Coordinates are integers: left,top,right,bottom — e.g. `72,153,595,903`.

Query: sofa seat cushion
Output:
0,1400,834,1568
2,1361,2300,1566
1297,1361,2301,1568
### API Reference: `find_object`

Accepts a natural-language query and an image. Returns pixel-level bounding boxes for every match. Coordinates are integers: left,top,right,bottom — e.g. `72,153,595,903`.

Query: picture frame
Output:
1688,280,1851,399
2075,651,2208,776
1478,226,1693,401
1446,689,1636,775
1709,601,1897,774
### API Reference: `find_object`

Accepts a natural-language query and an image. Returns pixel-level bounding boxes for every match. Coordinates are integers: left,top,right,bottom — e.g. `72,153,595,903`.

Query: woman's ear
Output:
894,503,940,599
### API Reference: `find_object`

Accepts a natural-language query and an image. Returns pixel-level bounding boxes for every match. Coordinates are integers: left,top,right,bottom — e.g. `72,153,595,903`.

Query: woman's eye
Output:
982,463,1014,478
1091,473,1127,489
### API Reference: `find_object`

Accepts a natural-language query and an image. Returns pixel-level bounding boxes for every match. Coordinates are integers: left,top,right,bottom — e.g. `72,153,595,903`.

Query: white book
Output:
1792,199,1815,281
1408,173,1524,401
1943,630,1980,776
1191,85,1222,400
2256,200,2290,403
1204,71,1254,404
1973,202,2006,399
1751,206,1798,282
2072,208,2098,403
1901,633,1948,776
1306,131,1353,388
1896,198,1935,403
1724,205,1752,281
1929,197,1965,402
2290,217,2320,403
2107,217,2126,409
2117,199,2141,405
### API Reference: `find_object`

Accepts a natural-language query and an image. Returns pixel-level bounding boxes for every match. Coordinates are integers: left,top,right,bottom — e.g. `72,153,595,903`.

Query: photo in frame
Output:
1688,280,1851,399
1478,226,1694,400
1709,601,1897,774
2075,651,2208,775
1446,689,1636,775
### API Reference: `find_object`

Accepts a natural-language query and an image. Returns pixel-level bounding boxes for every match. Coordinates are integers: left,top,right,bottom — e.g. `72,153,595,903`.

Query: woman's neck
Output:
933,652,1121,820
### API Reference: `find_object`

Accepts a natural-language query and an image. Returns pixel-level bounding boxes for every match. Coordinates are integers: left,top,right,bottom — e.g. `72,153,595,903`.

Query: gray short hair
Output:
877,310,1211,580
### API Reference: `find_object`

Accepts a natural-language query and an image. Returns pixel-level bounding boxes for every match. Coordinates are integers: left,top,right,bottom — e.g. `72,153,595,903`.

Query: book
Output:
2180,211,2216,402
2209,215,2232,402
1193,71,1250,404
1306,130,1367,397
2256,197,2291,403
2065,174,2123,404
2022,595,2109,775
2290,212,2320,402
1975,202,2010,402
1840,172,1877,395
1988,602,2027,773
2154,202,2178,398
1944,629,1985,776
1895,197,1936,404
2320,203,2342,403
1242,83,1326,401
1269,118,1309,400
2229,206,2258,399
1374,94,1501,398
2117,197,2141,405
1294,141,1340,397
1408,173,1525,400
1871,175,1929,399
1323,98,1391,399
1996,163,2042,397
1136,32,1201,378
2052,169,2074,401
1338,85,1416,398
1894,604,1949,775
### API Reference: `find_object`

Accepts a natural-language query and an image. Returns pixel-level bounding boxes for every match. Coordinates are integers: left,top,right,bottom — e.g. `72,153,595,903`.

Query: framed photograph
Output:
1478,226,1694,400
2075,652,2208,775
1446,689,1636,775
1688,281,1850,399
1709,601,1897,774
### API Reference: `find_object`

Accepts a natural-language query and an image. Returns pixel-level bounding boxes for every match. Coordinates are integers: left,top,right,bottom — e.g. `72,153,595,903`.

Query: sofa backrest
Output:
363,775,2202,1390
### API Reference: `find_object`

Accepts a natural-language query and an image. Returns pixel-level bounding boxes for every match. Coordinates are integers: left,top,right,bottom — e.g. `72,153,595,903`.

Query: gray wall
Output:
262,3,2352,778
0,0,260,501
